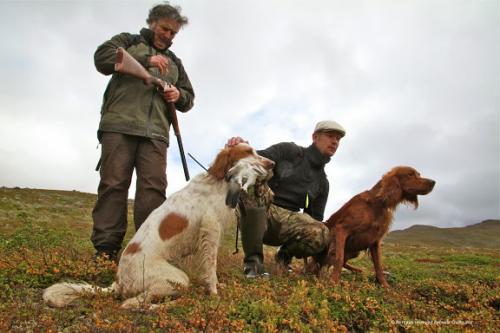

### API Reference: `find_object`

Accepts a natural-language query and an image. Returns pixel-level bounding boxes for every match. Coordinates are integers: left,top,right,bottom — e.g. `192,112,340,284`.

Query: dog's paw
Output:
205,282,218,295
207,287,218,295
376,275,390,288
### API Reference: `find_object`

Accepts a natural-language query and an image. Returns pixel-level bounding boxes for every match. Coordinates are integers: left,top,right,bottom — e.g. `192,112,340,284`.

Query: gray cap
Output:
314,120,346,137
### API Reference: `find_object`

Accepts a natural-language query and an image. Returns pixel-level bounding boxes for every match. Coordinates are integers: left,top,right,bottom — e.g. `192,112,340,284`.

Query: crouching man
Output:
227,120,346,277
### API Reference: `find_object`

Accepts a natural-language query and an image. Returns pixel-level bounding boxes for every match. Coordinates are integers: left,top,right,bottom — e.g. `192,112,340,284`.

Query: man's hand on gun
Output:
162,85,180,103
148,55,180,103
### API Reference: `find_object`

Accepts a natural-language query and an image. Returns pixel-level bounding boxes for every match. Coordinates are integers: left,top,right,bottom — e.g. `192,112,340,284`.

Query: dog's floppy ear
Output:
225,178,241,208
208,148,231,180
208,144,254,180
376,173,402,207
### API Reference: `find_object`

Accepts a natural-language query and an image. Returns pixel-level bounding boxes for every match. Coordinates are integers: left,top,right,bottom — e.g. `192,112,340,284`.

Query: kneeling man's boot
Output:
240,206,268,278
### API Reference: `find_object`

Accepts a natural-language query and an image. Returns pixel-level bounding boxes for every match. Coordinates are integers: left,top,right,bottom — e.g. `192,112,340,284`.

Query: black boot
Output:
93,247,119,263
240,206,268,278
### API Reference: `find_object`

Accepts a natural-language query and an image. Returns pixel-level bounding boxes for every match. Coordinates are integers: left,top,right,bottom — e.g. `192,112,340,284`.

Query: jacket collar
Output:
306,144,331,168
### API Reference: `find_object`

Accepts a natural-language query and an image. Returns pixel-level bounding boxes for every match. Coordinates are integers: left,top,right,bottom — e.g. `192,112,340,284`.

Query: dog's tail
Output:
43,282,116,308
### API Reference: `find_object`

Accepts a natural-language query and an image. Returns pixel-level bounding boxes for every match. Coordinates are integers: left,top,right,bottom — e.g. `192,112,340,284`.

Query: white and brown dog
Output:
43,143,274,308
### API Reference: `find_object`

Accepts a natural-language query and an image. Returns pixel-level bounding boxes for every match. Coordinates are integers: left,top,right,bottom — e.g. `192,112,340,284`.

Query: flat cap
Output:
314,120,346,137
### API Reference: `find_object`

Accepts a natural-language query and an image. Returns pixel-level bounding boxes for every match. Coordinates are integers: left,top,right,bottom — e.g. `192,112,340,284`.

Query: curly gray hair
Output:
146,2,188,26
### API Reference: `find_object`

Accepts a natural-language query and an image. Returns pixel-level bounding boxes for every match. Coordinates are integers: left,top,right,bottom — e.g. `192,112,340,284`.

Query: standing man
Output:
228,120,346,277
92,3,195,261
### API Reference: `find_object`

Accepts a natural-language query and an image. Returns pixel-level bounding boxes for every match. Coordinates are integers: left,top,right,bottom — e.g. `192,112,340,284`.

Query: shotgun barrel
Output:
167,102,190,181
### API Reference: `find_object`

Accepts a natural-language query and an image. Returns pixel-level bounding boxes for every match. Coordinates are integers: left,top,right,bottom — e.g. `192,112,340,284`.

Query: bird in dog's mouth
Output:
225,155,274,208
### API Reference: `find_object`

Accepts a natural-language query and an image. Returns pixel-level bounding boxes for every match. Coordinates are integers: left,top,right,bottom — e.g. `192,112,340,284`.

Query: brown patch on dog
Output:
159,213,189,240
123,242,142,256
208,144,255,180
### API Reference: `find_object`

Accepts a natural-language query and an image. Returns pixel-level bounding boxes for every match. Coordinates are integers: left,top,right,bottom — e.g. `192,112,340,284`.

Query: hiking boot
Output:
244,265,259,278
93,249,118,263
244,263,270,278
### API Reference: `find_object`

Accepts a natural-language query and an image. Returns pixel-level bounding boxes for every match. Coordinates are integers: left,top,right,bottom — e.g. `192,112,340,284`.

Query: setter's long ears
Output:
207,144,255,180
376,173,402,207
208,148,231,180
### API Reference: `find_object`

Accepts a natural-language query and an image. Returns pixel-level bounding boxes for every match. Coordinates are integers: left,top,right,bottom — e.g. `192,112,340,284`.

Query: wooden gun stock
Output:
115,47,165,88
114,47,190,181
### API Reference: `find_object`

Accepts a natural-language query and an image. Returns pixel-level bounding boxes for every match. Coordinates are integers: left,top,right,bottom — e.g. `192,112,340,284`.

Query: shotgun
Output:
114,47,190,181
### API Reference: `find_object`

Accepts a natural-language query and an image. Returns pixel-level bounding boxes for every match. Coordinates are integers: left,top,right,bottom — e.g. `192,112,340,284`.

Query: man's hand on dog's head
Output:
225,137,248,148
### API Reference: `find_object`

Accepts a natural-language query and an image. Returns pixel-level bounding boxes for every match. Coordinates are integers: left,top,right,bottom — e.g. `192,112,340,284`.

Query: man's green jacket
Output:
94,28,195,145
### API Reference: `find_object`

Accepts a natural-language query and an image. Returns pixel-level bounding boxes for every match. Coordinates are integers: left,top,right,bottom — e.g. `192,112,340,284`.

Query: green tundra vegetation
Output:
0,187,498,332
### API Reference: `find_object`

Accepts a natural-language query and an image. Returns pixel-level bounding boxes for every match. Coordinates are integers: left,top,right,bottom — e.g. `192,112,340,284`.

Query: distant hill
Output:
385,220,500,249
1,187,499,249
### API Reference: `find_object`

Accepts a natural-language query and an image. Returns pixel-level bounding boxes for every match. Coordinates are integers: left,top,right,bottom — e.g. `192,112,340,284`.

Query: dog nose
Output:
429,179,436,189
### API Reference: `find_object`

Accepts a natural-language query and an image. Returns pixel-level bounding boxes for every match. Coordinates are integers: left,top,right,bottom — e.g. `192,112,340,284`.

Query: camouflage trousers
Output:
263,204,329,258
238,184,329,258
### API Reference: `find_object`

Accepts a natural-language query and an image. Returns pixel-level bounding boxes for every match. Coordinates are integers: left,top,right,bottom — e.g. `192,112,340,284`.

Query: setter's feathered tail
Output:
43,282,116,307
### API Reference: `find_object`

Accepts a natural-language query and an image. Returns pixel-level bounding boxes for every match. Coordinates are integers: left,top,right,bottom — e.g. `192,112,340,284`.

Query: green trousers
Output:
91,132,167,253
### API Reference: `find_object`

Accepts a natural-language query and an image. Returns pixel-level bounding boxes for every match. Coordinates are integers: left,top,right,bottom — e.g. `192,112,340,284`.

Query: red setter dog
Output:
308,166,435,287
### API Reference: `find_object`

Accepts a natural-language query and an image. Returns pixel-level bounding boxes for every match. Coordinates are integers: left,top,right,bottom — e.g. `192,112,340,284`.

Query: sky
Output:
0,0,498,231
